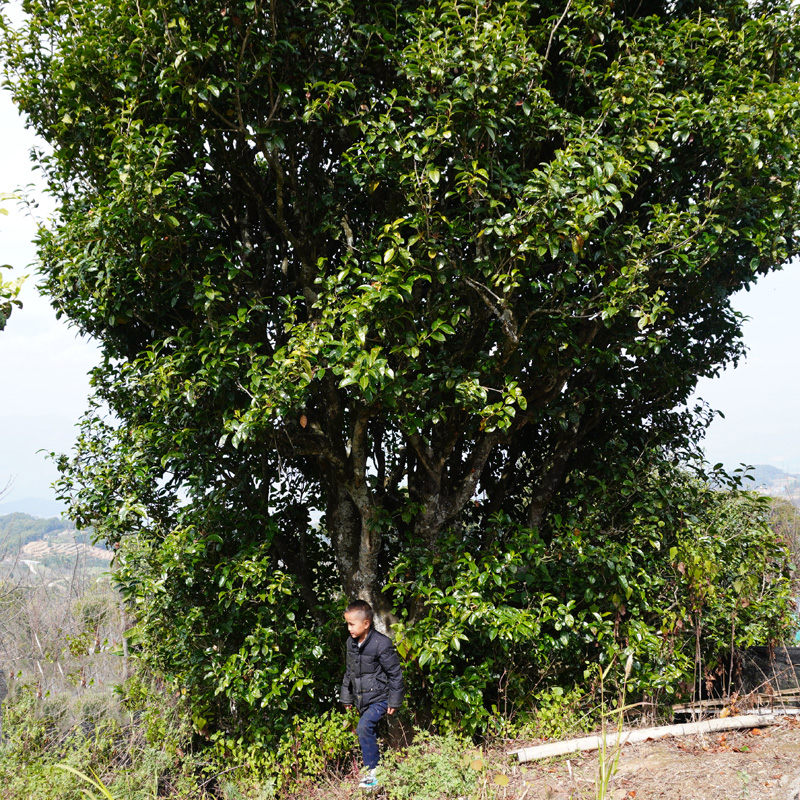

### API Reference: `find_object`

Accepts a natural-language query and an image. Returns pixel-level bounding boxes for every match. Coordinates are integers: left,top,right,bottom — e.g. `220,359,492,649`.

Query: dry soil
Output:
508,715,800,799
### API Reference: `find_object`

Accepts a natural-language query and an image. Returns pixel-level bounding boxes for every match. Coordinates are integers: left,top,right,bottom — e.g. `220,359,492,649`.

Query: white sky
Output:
1,77,800,514
694,268,800,473
1,87,99,509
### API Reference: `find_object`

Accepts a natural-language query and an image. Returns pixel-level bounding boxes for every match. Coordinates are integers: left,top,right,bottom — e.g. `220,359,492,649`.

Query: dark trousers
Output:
356,701,388,769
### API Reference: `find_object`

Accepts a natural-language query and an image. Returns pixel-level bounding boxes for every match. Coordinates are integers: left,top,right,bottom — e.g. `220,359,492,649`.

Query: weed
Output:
0,676,206,800
378,732,514,800
56,765,119,800
525,686,588,741
737,769,751,799
381,732,480,800
595,654,633,800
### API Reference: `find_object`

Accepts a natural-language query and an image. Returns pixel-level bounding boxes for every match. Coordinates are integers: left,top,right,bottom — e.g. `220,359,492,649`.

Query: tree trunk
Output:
326,479,398,633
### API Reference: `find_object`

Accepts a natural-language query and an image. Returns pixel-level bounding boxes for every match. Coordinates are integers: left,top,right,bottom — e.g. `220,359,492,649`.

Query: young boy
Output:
340,599,404,790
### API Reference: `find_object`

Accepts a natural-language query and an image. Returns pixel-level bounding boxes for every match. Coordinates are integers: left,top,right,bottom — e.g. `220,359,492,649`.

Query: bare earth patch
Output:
505,716,800,800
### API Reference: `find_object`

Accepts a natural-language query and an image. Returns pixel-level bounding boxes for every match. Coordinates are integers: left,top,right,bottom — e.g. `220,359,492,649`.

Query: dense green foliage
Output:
3,0,800,750
390,459,796,734
0,563,355,799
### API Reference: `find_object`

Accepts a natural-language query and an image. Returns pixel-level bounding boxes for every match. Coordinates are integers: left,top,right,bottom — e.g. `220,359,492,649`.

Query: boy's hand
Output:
344,705,352,710
387,707,396,715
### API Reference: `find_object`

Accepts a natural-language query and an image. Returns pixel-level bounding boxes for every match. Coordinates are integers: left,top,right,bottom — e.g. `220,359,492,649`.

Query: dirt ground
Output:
507,715,800,800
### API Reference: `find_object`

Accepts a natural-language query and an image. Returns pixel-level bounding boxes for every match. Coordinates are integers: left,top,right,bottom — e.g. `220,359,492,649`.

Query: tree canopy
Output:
2,0,800,745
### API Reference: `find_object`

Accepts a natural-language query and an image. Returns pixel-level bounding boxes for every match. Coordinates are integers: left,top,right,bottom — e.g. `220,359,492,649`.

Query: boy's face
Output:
344,610,371,643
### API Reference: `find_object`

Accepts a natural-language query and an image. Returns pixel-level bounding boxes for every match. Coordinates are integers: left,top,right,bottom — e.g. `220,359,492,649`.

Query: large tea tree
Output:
3,0,800,734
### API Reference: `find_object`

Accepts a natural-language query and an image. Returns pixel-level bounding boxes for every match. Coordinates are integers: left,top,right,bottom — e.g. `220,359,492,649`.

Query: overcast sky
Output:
1,78,800,515
1,87,99,512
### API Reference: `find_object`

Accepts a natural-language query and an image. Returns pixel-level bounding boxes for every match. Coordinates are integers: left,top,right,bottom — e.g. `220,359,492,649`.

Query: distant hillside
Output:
0,512,75,549
742,465,800,499
0,512,109,576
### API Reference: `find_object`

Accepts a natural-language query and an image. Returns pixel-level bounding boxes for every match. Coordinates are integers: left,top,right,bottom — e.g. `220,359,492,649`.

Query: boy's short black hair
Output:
345,599,373,623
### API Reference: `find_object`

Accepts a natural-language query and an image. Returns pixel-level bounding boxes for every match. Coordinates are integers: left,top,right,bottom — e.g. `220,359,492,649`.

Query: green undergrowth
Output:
379,731,515,800
0,640,791,800
0,675,204,800
0,669,607,800
0,671,363,800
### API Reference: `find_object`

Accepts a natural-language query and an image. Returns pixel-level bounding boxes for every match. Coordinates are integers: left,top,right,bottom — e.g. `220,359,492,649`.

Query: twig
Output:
544,0,573,63
199,763,244,789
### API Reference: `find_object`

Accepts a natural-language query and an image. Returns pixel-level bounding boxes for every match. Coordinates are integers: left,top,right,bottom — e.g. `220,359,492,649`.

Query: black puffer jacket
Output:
339,628,404,712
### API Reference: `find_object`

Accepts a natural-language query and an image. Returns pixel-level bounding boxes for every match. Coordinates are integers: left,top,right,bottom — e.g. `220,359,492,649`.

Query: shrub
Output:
388,457,796,734
381,733,481,800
